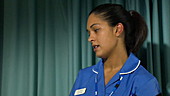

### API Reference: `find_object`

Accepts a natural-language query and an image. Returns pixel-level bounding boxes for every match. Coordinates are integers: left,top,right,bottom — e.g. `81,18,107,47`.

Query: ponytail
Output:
125,11,148,54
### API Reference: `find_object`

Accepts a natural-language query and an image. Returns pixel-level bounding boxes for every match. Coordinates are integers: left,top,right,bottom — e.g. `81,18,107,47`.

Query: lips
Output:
92,45,100,51
93,45,99,48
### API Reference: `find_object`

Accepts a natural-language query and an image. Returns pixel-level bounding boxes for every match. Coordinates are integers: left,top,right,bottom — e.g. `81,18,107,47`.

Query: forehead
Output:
87,14,108,29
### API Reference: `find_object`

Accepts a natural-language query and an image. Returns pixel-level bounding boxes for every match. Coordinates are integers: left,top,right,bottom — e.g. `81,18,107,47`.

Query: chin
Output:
95,51,108,59
96,53,105,58
95,53,102,58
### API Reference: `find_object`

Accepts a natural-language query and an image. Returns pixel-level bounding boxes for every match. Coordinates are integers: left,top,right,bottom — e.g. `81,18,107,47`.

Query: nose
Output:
88,34,95,42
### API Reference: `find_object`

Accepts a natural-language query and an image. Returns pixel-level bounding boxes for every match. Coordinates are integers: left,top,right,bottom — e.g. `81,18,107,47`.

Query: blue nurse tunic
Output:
70,53,161,96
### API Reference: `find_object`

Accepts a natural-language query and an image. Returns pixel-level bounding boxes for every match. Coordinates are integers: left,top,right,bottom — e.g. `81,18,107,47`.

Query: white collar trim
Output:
92,60,141,75
120,60,141,75
92,69,98,74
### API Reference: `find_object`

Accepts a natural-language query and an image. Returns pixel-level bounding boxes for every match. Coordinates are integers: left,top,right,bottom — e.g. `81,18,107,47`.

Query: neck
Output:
103,49,128,70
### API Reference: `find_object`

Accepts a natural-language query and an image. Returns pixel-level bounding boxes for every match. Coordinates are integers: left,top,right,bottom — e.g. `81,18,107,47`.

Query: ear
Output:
114,23,124,37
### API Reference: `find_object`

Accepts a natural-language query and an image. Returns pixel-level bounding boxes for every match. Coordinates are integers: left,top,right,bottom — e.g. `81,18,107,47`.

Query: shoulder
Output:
78,65,95,76
73,65,96,85
133,65,155,83
78,59,102,77
133,65,161,95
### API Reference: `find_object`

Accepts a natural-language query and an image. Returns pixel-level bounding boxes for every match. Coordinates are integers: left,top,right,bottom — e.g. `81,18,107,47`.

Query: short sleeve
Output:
137,77,161,96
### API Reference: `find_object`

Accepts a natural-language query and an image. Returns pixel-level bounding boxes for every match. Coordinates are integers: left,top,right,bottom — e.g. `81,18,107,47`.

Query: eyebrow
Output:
90,23,100,28
86,23,100,32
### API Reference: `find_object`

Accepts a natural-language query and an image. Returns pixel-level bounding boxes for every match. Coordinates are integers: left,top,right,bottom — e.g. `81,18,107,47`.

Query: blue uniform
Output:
70,53,161,96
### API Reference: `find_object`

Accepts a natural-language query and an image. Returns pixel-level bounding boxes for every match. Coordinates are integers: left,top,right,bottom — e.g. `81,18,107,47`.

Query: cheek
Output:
97,30,116,47
102,36,117,49
101,34,115,44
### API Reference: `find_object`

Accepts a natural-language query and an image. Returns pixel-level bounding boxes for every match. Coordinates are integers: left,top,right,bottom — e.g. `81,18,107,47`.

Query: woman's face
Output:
87,14,118,59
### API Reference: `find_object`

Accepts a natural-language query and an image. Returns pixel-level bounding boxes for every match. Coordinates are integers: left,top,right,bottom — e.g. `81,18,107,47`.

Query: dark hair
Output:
89,4,147,54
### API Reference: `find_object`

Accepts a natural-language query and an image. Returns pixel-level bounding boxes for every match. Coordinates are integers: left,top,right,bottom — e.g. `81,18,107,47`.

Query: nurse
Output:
70,4,161,96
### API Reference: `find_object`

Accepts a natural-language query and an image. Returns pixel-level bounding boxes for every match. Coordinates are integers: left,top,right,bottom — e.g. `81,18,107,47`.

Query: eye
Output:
94,28,100,32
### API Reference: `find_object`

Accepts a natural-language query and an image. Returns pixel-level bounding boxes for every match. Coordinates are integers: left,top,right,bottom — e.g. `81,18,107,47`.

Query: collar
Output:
92,59,103,76
119,53,140,75
92,53,140,75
